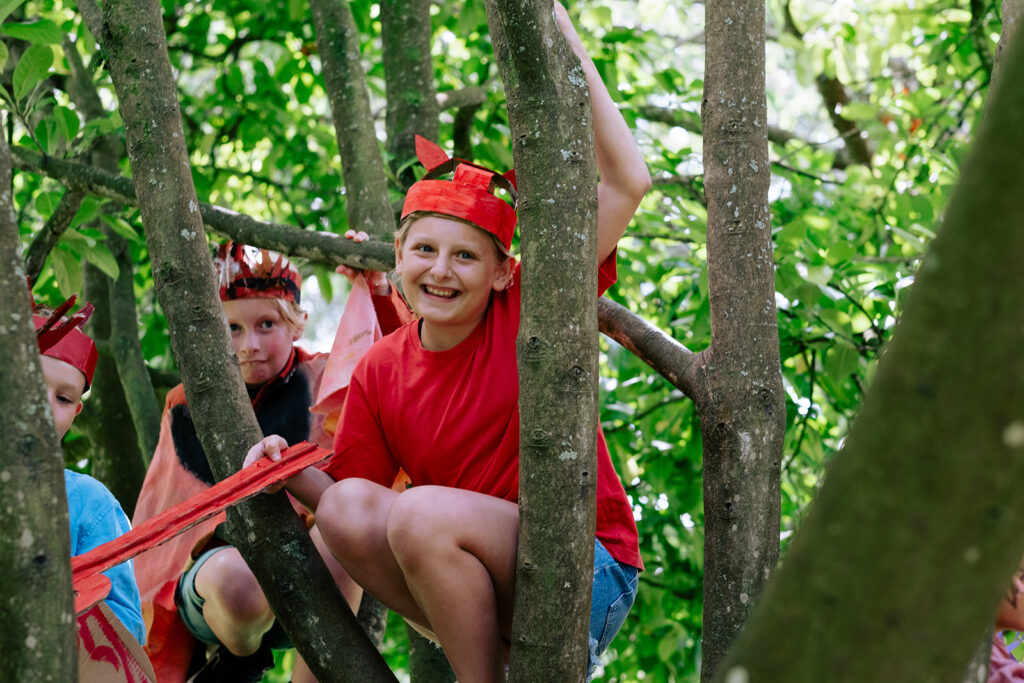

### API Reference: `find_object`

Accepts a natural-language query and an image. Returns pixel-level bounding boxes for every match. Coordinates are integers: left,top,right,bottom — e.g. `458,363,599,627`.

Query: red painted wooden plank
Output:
72,441,330,614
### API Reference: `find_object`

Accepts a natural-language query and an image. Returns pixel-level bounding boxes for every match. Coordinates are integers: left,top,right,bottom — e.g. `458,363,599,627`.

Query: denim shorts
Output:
175,545,291,649
588,538,640,678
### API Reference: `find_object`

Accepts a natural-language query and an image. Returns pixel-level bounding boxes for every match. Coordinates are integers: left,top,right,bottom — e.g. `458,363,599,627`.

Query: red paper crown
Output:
33,295,98,389
401,136,518,251
214,243,302,304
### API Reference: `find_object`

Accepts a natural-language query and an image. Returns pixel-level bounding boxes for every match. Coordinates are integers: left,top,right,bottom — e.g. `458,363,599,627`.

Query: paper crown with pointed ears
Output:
214,242,302,304
33,295,98,390
401,135,518,251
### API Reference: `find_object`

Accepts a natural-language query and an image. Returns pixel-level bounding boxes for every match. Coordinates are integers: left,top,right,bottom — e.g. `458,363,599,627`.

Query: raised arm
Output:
554,2,651,264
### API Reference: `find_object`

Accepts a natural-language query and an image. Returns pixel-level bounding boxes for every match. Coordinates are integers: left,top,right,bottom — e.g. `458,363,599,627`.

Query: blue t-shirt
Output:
66,470,146,644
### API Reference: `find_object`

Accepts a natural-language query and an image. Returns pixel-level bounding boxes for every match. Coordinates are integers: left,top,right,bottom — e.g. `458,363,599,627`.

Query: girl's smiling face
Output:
397,215,512,351
222,298,301,386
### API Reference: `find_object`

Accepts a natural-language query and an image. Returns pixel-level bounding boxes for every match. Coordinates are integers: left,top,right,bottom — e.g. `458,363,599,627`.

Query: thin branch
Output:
597,297,700,402
23,187,86,284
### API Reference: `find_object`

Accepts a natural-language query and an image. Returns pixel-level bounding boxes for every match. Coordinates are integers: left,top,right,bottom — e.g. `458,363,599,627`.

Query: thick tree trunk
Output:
310,0,396,239
81,0,395,679
486,2,599,680
0,122,76,682
718,30,1024,682
699,0,785,678
381,0,439,189
992,0,1023,87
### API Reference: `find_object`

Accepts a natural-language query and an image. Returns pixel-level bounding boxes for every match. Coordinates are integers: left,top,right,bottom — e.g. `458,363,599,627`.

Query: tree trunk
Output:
0,120,76,682
66,32,158,505
718,30,1024,682
81,0,395,678
992,0,1022,87
81,262,148,515
699,0,785,678
310,0,397,239
381,0,439,190
486,2,599,680
406,623,456,683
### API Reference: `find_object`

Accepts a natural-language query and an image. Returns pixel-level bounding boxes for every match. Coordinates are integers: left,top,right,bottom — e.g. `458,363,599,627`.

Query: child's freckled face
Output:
40,355,86,440
222,298,300,386
396,216,511,351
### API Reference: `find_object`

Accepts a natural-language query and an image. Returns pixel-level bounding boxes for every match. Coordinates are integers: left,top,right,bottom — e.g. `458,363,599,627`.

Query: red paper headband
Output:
214,243,302,304
401,136,518,251
33,296,98,390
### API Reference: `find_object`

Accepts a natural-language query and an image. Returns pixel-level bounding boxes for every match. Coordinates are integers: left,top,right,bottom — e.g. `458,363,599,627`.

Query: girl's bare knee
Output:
317,478,391,559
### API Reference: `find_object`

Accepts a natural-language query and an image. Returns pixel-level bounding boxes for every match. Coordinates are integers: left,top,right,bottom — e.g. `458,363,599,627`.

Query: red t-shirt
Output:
326,253,643,570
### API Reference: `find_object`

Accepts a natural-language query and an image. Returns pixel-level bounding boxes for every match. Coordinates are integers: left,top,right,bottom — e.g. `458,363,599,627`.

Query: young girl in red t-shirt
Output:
246,5,650,680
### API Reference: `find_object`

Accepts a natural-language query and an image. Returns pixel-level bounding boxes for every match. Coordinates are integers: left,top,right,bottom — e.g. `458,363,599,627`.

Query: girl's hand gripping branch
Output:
243,435,335,511
243,435,291,494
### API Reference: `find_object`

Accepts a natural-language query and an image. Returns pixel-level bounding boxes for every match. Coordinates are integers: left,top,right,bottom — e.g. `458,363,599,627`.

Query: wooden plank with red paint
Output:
72,441,330,614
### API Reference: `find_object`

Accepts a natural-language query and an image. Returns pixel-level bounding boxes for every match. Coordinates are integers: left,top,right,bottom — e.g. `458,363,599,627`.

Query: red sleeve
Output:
598,247,619,297
325,361,401,487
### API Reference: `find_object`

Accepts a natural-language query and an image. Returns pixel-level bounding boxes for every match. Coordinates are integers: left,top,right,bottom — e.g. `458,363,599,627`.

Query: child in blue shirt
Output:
35,303,146,645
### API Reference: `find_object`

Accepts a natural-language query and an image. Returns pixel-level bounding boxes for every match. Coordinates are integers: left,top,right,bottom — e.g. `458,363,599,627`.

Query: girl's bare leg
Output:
316,479,519,683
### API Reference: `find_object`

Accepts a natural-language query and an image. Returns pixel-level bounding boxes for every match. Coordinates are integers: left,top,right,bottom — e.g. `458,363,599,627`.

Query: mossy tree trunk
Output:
78,0,395,678
485,1,600,680
698,0,786,677
381,0,439,190
718,29,1024,682
309,0,396,240
0,121,76,683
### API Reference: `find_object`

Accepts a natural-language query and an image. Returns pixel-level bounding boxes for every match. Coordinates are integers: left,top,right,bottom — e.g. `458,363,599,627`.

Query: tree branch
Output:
23,187,86,284
598,297,699,401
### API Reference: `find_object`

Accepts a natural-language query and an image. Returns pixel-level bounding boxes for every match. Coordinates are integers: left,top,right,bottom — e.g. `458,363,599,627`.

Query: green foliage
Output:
7,0,1002,679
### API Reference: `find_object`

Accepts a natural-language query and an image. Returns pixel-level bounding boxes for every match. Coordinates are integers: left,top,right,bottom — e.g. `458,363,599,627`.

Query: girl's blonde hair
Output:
396,211,512,262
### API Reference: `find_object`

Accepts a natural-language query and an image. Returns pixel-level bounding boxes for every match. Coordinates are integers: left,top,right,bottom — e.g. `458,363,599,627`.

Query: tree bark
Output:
406,623,456,683
0,120,76,682
81,263,148,515
81,0,396,678
65,31,158,499
699,0,785,677
310,0,397,239
485,2,599,680
992,0,1023,88
381,0,439,189
718,29,1024,682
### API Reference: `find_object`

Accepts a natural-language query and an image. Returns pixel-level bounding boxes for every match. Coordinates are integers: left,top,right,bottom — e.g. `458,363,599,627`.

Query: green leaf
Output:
51,246,83,296
825,339,860,383
34,189,62,217
54,105,80,143
35,117,58,155
100,215,144,244
0,0,28,25
81,242,120,280
0,40,8,71
1,19,63,45
13,43,53,101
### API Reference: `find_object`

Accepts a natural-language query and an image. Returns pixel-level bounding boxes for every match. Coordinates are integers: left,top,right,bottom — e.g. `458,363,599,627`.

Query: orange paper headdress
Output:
214,243,302,304
401,136,518,251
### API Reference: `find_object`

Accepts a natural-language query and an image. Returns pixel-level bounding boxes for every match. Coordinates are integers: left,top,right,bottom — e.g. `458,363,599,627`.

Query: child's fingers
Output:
343,229,369,243
335,264,361,282
243,435,289,468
